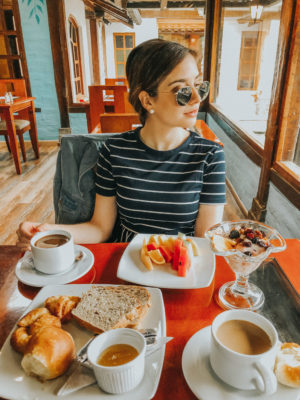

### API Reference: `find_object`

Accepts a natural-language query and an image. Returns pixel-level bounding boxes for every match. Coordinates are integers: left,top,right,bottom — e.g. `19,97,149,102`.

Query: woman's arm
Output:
194,204,224,238
17,194,117,248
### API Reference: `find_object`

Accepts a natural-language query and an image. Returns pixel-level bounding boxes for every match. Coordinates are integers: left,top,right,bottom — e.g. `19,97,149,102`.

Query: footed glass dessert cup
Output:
205,220,286,311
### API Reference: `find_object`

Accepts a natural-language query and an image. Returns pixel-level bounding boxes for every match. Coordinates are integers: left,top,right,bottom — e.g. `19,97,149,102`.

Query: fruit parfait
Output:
205,220,286,310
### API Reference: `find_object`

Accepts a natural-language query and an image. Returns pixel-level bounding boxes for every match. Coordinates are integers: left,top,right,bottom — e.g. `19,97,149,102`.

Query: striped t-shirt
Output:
95,128,226,242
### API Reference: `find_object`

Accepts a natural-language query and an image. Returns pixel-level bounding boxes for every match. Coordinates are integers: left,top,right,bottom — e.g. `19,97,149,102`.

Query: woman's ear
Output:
138,90,154,112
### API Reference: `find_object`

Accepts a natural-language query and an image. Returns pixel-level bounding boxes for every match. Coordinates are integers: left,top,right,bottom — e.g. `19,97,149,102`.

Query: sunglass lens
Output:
176,87,192,106
198,81,210,101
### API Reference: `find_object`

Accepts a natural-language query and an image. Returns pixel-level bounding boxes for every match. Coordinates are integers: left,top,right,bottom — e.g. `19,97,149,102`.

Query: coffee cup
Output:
210,309,278,395
30,229,75,274
87,328,146,394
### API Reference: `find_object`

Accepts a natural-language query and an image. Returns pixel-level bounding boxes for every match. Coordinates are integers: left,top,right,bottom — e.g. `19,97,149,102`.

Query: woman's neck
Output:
139,121,190,151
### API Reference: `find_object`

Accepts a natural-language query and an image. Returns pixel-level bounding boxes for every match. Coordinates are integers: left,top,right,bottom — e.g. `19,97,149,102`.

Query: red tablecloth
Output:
72,239,299,400
17,239,300,399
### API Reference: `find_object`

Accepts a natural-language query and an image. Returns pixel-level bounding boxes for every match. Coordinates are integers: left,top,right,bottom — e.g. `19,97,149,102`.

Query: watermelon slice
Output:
177,246,191,277
172,238,183,270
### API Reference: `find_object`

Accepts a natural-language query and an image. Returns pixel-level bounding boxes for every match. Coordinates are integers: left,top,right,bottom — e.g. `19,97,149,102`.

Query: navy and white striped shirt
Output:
95,128,226,242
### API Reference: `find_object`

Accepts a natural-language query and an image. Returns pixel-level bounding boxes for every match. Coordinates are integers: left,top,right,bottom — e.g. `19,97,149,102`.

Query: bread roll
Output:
21,326,75,380
274,342,300,388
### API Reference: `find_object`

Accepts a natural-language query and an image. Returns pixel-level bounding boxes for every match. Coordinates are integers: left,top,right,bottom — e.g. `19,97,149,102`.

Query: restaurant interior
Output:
0,0,299,399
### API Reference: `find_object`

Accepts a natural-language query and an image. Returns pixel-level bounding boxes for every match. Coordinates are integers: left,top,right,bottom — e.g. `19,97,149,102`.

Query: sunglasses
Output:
175,81,210,106
148,81,210,107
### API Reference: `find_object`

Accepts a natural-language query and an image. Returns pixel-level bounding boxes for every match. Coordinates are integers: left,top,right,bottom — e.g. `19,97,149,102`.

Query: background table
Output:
0,96,39,174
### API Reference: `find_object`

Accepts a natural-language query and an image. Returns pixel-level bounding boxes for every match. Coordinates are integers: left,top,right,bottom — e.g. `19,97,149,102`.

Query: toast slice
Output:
71,285,151,334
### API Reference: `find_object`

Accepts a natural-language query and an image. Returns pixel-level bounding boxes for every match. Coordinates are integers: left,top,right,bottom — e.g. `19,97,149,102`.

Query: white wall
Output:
103,19,158,79
64,0,91,101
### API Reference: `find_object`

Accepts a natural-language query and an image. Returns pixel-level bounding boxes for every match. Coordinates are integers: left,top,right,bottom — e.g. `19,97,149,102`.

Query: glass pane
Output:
0,34,7,55
214,2,283,148
116,49,124,62
125,35,133,48
115,35,123,49
157,7,206,80
0,59,10,78
117,64,125,77
4,10,14,30
12,59,22,78
125,49,131,59
8,35,18,55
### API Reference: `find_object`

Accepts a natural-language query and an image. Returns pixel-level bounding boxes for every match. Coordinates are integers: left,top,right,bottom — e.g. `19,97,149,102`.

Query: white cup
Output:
87,328,146,394
210,309,278,395
30,229,75,274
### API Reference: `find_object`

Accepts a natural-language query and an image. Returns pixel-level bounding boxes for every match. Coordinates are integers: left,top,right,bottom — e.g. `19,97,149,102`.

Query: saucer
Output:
15,245,94,287
182,326,300,400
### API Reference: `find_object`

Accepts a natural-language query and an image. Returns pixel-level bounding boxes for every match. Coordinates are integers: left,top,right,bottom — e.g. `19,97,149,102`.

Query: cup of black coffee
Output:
30,230,75,274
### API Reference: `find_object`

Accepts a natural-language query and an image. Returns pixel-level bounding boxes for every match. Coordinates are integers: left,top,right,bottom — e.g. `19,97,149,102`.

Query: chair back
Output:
0,79,27,97
87,85,135,133
100,113,140,133
195,120,224,147
105,78,128,95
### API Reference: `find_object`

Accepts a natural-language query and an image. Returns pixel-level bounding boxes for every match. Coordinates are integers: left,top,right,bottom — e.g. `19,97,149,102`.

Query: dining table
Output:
0,96,39,174
0,239,299,400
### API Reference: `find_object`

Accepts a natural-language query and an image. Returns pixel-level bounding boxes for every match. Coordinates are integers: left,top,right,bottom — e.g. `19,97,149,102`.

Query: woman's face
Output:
150,54,201,129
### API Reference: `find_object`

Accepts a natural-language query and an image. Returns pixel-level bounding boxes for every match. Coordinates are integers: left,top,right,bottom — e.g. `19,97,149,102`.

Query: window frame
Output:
113,32,135,78
207,0,299,212
68,16,84,102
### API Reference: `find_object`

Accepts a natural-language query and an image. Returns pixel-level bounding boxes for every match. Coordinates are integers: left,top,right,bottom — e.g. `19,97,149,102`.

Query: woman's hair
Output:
126,39,198,125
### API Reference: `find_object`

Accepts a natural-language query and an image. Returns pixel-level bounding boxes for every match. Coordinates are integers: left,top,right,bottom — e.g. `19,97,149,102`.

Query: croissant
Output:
45,295,80,322
10,311,61,354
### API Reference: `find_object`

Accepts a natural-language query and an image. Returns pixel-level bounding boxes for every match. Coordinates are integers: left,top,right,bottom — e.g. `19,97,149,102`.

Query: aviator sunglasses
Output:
148,81,210,106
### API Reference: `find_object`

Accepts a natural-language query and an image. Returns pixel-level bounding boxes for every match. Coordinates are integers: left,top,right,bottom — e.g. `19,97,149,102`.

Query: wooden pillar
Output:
248,0,297,221
46,0,71,128
101,22,108,79
90,18,100,84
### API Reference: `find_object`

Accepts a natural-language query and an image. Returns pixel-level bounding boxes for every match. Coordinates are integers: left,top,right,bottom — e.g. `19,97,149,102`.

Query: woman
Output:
17,39,226,248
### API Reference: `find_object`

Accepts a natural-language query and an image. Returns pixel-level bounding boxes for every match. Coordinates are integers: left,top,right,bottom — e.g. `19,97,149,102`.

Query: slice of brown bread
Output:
71,285,151,334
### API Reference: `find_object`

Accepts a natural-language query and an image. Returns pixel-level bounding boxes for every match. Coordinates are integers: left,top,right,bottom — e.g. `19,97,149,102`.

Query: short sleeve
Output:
200,145,226,204
95,141,116,197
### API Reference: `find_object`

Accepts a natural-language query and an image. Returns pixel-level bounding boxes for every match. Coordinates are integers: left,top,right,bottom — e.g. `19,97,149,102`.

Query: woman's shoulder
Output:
189,130,224,151
103,129,139,147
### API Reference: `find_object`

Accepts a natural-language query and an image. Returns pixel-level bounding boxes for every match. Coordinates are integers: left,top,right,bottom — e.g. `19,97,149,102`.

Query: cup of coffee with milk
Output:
210,309,278,395
30,230,75,274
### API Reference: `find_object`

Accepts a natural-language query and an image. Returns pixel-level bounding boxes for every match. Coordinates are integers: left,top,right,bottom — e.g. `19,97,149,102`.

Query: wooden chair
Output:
86,85,136,133
105,78,128,96
99,113,140,133
0,79,31,161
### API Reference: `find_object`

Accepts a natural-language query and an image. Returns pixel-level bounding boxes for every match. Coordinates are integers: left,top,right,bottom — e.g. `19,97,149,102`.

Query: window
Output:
113,33,135,78
274,17,300,183
69,17,84,101
238,30,262,90
0,0,26,80
212,2,282,148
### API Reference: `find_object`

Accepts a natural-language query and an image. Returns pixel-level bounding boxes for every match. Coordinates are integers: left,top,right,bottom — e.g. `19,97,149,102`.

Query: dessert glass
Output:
205,220,286,311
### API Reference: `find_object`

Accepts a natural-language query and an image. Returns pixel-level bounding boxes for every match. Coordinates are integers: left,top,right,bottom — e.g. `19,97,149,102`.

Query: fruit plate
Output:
117,234,215,289
0,284,167,400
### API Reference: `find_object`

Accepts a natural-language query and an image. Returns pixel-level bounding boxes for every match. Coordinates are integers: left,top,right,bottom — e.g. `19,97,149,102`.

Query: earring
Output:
149,109,155,114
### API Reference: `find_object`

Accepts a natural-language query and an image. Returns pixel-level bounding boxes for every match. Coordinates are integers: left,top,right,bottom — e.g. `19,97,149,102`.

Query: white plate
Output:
117,234,215,289
0,284,166,400
15,245,94,287
182,326,300,400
